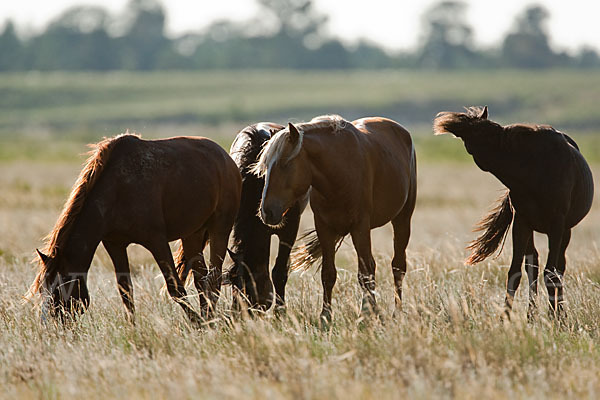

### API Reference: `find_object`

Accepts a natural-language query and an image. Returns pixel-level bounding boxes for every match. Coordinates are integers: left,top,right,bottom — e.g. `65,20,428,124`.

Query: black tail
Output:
290,229,345,271
466,191,514,265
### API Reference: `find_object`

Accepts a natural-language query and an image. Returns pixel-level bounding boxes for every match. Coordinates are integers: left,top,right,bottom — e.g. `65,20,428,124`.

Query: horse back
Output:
97,136,241,240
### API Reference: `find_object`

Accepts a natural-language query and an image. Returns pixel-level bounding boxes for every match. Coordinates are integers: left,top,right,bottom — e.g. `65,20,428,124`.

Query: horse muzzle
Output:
260,203,286,226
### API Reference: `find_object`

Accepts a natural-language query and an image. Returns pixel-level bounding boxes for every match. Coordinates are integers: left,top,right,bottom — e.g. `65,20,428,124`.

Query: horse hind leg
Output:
203,216,235,320
544,223,568,319
180,230,210,318
504,215,530,320
145,237,202,325
524,233,539,320
391,211,412,317
552,228,571,318
103,240,135,321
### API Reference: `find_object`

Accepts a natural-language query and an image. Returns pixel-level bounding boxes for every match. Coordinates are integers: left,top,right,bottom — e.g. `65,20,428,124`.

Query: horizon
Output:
1,0,599,53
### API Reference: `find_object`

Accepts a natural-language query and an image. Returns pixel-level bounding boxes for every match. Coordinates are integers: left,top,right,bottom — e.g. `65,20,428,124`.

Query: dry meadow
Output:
0,156,598,399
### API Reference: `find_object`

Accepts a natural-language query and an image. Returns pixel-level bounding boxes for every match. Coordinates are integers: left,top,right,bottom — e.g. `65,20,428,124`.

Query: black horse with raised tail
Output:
434,106,594,319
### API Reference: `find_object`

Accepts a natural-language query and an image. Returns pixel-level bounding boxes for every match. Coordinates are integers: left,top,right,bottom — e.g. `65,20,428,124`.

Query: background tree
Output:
0,21,23,70
501,5,563,68
115,0,173,70
417,1,480,69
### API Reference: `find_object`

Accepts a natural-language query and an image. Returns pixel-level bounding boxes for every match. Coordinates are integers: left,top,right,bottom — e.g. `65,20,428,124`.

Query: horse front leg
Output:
315,217,338,324
272,207,301,311
103,241,135,322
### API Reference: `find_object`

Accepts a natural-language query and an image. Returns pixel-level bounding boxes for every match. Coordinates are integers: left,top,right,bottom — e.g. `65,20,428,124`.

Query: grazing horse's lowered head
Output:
33,249,90,321
228,122,307,311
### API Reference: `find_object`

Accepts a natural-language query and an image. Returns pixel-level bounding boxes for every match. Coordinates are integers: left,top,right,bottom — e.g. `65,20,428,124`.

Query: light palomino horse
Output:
252,115,416,322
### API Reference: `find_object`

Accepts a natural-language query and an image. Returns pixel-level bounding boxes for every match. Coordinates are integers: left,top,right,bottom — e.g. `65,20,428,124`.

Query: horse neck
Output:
60,200,106,275
302,128,355,199
466,133,528,190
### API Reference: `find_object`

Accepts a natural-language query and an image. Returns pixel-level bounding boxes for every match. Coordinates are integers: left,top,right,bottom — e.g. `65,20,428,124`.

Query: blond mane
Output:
27,133,138,297
251,115,348,177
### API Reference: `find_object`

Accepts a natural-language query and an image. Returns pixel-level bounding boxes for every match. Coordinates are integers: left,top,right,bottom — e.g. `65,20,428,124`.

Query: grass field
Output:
0,160,599,399
2,69,600,137
0,70,599,399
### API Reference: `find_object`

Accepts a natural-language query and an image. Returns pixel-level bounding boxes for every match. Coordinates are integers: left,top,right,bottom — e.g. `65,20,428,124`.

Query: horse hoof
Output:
319,310,332,328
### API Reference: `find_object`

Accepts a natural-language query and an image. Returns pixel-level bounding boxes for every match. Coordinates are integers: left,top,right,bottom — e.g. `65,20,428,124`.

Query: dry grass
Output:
0,161,599,399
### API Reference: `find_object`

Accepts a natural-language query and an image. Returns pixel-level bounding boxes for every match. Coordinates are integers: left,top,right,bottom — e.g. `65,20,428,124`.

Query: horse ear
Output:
288,123,300,144
480,106,488,120
36,249,50,264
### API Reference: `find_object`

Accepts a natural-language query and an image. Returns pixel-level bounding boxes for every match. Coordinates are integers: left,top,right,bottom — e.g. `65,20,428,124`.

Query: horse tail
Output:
290,229,345,271
160,240,192,295
466,191,513,265
174,241,194,285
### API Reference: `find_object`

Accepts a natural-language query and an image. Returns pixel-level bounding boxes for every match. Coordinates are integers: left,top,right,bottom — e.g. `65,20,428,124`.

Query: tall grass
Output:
0,162,598,399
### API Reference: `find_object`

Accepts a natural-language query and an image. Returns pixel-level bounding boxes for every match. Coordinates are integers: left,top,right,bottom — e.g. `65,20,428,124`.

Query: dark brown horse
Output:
252,115,417,321
28,134,241,324
434,106,594,318
227,123,308,312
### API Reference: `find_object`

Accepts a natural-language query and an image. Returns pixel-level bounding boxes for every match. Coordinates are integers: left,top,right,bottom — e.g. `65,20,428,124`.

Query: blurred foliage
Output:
1,69,599,136
0,0,598,71
1,69,599,164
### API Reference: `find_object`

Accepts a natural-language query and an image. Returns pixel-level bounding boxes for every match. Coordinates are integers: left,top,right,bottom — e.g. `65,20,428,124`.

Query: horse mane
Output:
27,133,139,297
251,115,348,177
230,123,282,174
434,106,568,149
433,106,496,136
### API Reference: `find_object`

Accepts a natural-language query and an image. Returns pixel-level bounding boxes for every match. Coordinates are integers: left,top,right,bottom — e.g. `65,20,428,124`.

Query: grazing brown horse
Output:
434,106,594,318
252,115,417,321
228,123,308,311
28,134,241,324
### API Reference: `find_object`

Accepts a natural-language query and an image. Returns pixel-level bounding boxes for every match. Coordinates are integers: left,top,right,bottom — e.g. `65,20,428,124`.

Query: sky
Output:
1,0,598,52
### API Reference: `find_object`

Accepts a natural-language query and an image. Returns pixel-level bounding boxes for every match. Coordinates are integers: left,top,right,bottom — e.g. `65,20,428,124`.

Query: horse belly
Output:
369,163,412,228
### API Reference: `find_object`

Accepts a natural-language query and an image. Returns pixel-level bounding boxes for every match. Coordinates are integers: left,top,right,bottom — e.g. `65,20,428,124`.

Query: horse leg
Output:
554,228,571,317
202,224,230,320
544,221,566,318
272,209,301,310
391,212,412,317
180,231,210,316
524,233,540,320
145,238,201,325
315,217,338,323
103,240,135,321
350,223,378,317
504,215,531,319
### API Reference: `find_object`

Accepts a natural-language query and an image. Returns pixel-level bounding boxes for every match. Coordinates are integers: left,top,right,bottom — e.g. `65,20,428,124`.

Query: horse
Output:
227,122,308,312
434,106,594,319
28,133,241,324
251,115,417,322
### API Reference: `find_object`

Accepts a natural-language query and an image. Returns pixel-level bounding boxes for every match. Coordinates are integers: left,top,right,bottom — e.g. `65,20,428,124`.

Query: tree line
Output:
0,0,598,71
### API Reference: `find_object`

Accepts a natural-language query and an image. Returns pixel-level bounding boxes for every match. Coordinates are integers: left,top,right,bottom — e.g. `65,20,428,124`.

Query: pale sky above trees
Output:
1,0,598,52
